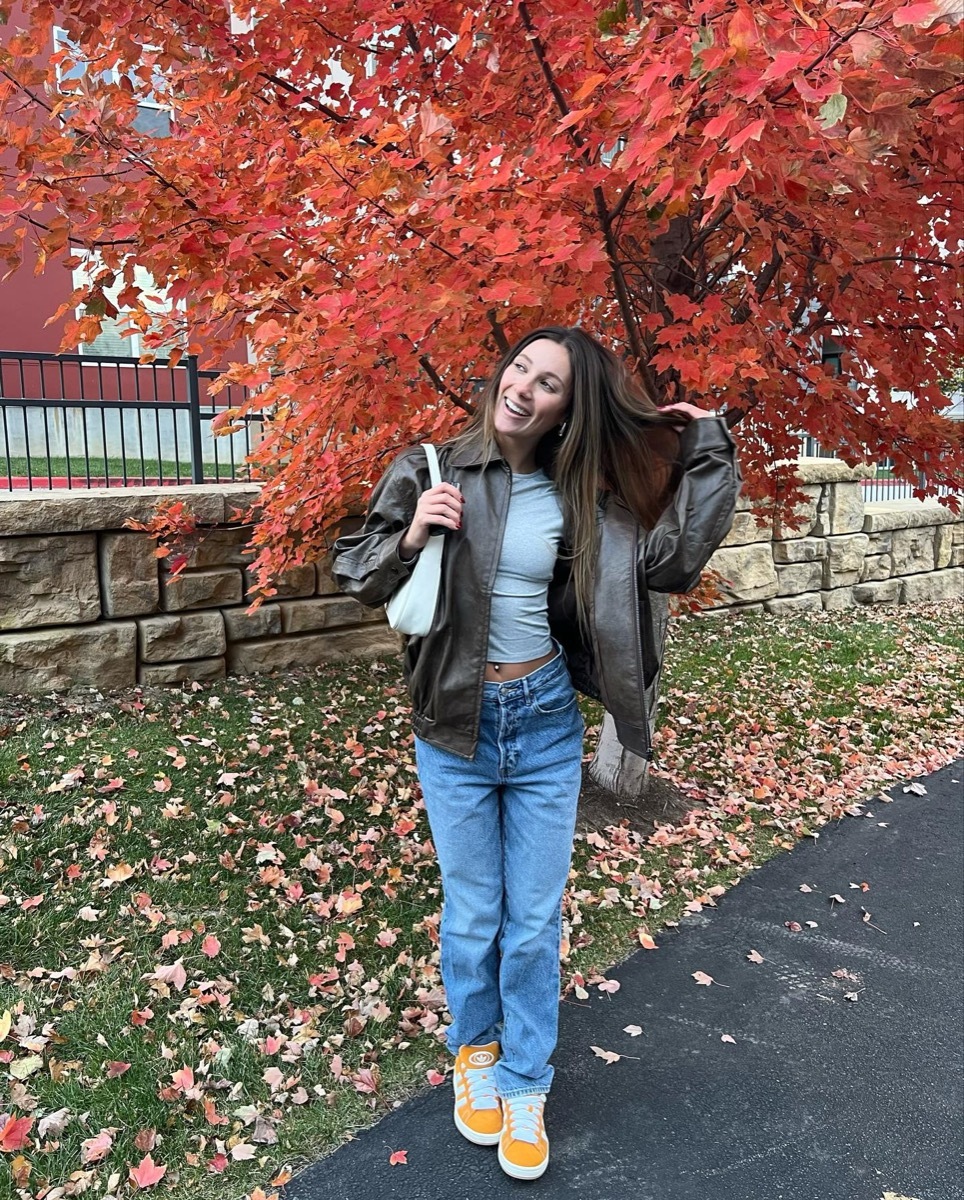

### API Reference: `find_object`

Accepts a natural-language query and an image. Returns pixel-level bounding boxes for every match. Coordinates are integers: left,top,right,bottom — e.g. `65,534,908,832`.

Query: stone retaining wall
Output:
0,485,400,695
705,460,963,614
0,465,960,695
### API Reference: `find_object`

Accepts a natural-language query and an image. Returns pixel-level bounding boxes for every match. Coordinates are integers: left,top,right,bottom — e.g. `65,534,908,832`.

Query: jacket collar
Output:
446,429,505,468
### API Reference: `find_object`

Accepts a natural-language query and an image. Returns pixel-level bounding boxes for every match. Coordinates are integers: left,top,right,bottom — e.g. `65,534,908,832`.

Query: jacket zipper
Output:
630,523,655,763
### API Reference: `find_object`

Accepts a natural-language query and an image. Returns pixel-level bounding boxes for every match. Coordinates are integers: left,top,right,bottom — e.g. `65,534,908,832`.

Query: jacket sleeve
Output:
330,450,425,608
641,416,742,593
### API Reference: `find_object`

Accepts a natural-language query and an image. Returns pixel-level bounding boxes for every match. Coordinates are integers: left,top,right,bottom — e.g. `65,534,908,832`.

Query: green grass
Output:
2,455,257,484
0,602,961,1199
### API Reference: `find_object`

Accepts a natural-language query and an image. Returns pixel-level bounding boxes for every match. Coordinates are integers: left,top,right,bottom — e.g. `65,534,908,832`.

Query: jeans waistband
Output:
482,645,568,703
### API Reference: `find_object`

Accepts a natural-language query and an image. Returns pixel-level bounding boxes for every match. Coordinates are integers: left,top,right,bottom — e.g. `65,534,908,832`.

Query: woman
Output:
332,326,741,1181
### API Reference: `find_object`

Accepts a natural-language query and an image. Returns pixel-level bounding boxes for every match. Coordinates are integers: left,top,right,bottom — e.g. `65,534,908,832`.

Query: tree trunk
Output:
588,592,670,799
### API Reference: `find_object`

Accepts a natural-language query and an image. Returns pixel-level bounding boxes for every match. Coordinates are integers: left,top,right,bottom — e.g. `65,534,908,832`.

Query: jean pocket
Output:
530,674,577,716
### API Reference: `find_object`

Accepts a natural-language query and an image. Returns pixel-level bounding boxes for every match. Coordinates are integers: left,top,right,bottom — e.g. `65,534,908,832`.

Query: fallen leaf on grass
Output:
10,1054,43,1080
129,1153,167,1188
10,1154,31,1187
105,1060,130,1078
0,1113,33,1152
637,929,657,949
81,1129,113,1164
426,1069,445,1085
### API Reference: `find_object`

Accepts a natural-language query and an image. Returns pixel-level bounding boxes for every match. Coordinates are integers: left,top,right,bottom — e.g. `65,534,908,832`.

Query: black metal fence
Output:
0,350,261,490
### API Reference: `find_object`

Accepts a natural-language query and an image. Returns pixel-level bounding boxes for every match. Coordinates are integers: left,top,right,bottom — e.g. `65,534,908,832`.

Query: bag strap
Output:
420,443,442,489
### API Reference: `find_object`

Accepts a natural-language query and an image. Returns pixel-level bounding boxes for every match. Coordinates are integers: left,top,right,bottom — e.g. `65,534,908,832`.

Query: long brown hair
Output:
452,326,687,628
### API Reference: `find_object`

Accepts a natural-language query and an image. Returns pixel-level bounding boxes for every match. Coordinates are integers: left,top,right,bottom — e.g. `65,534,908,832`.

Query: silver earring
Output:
558,421,568,438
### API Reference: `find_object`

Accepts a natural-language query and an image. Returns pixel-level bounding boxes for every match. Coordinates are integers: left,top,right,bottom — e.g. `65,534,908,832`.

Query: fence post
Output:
186,355,205,484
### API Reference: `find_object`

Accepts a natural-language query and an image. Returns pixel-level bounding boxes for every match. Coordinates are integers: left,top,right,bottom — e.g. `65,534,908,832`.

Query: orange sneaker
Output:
452,1042,503,1145
498,1092,549,1180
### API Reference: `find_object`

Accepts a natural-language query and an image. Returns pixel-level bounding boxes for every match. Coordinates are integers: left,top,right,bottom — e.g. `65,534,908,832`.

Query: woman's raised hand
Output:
661,401,716,422
400,482,464,557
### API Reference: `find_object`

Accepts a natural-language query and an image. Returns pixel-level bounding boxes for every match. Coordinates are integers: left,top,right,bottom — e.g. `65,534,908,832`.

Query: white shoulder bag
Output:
385,443,444,637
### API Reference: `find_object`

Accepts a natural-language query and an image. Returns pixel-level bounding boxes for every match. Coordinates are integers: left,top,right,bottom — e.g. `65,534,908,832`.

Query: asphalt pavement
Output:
283,759,964,1200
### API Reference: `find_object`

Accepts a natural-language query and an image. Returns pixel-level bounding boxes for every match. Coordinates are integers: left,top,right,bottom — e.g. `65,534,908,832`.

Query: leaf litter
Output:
0,602,959,1197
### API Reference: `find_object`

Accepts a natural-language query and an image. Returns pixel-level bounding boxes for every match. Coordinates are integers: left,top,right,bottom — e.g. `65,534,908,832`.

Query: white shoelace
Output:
458,1064,499,1111
503,1094,546,1144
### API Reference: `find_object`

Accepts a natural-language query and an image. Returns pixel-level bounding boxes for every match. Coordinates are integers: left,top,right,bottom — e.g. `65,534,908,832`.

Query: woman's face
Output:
492,338,572,449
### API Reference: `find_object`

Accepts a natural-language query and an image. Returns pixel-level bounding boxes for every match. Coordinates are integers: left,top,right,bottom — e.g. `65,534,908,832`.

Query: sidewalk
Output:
283,759,964,1200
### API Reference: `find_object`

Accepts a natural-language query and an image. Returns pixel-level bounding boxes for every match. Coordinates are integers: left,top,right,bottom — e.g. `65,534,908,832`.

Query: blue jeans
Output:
415,650,584,1098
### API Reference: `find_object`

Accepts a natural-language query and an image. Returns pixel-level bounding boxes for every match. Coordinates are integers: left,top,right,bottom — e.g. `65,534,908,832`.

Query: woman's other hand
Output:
399,482,464,557
661,402,717,424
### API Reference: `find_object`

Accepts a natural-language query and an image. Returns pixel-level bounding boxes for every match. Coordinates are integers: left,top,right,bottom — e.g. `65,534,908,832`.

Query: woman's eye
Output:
541,380,556,393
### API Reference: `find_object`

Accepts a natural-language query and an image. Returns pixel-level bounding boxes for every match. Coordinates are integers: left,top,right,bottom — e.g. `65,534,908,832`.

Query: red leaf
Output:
893,2,941,26
106,1061,131,1078
389,1149,408,1166
0,1114,33,1152
129,1153,168,1189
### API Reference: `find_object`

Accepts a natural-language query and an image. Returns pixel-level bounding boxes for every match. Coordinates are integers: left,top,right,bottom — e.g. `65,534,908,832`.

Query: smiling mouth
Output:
503,396,529,418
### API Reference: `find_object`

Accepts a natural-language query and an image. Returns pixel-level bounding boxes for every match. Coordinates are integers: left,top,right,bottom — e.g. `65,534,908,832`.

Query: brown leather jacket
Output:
331,416,741,760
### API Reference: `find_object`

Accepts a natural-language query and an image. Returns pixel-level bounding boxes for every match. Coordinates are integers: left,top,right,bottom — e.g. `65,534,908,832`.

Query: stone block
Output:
764,593,822,615
823,532,870,588
139,657,226,685
706,543,778,603
186,527,254,569
899,568,963,604
162,567,243,611
280,596,381,634
860,554,893,583
772,485,822,540
812,482,864,536
866,531,893,555
953,545,964,568
863,501,958,533
891,526,937,576
720,507,771,548
139,612,226,662
227,624,401,675
694,603,764,619
772,537,827,564
99,532,159,617
0,622,136,694
0,485,259,537
0,534,100,630
775,561,823,596
796,460,875,485
935,524,954,570
853,580,900,605
316,556,339,595
223,604,282,641
822,587,854,611
243,564,316,600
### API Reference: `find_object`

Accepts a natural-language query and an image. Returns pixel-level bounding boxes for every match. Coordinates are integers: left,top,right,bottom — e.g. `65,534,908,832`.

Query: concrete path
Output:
284,760,964,1200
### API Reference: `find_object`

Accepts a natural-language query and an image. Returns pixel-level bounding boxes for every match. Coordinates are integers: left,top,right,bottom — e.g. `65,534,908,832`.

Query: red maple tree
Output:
1,0,961,589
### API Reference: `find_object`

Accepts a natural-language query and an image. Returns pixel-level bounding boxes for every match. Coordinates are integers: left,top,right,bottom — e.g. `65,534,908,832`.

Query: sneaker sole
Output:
454,1104,502,1146
498,1143,549,1180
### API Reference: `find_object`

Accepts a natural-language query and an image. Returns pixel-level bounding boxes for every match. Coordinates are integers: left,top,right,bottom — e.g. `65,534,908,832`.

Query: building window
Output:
53,27,172,137
72,255,178,358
